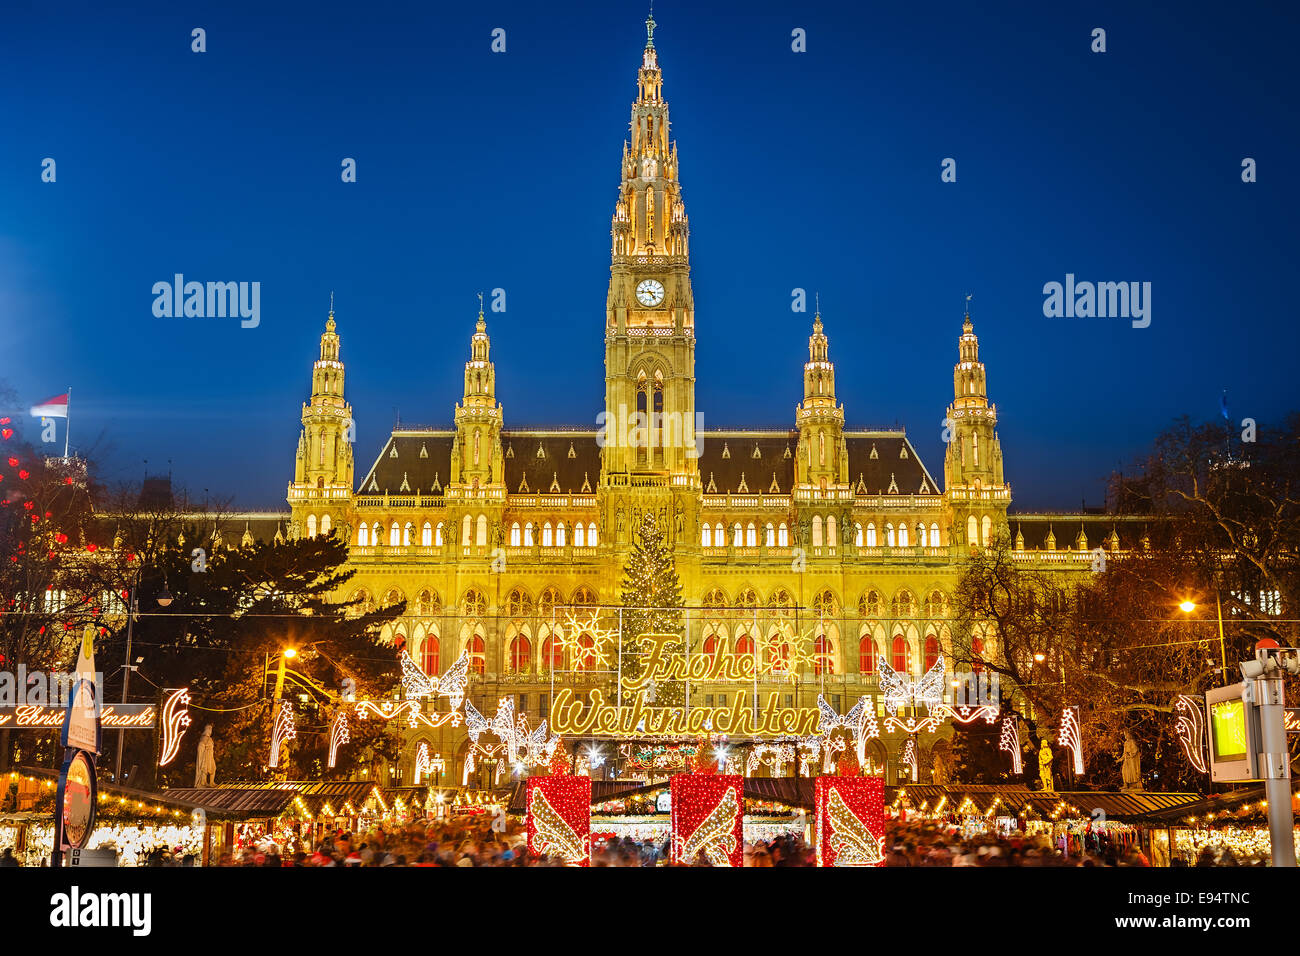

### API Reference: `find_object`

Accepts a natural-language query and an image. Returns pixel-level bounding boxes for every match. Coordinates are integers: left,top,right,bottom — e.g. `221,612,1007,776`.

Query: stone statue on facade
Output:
194,724,217,787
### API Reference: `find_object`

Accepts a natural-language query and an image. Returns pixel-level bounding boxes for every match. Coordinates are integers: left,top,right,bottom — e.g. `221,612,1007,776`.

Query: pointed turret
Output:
795,307,847,491
289,304,354,536
942,310,1010,549
452,298,504,491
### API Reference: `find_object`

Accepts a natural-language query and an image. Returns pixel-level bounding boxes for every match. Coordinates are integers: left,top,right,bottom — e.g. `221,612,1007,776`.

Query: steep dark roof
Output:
357,431,455,495
502,432,601,495
845,433,940,496
1007,515,1148,551
698,431,796,495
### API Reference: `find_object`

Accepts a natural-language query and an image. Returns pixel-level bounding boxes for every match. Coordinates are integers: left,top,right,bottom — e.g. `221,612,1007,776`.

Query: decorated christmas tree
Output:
620,512,686,706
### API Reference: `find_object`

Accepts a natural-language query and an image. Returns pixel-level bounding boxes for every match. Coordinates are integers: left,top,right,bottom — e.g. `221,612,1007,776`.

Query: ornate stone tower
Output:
601,12,699,551
289,307,353,537
942,311,1010,549
451,300,505,492
794,309,848,492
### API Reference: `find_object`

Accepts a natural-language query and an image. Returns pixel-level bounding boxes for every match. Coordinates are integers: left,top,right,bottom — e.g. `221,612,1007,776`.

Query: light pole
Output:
1179,595,1228,680
115,579,171,783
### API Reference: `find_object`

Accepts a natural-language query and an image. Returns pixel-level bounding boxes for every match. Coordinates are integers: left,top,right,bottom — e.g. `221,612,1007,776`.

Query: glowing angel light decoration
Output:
998,716,1023,774
746,742,795,777
491,697,517,761
437,650,470,712
1058,706,1085,775
825,789,883,866
677,786,741,867
1173,695,1208,774
268,700,297,768
796,736,822,777
157,688,192,767
328,709,350,769
400,650,438,699
877,653,946,716
816,694,875,768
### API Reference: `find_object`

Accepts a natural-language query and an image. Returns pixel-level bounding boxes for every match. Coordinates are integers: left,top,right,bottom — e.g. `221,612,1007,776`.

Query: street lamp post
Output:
1180,595,1228,680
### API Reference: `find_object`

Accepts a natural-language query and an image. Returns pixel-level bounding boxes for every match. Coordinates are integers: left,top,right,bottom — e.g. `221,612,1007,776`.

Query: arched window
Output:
371,523,380,547
507,588,533,618
542,633,563,671
703,588,727,610
390,522,401,547
538,587,562,616
462,515,473,546
732,523,743,547
462,588,487,617
403,521,414,546
812,589,838,616
435,522,444,546
930,523,940,546
891,635,910,673
891,590,915,617
765,522,775,546
422,635,440,675
735,633,755,657
886,523,895,547
571,586,597,607
542,522,553,547
746,522,757,547
574,633,597,672
812,515,823,547
422,521,433,546
858,590,882,617
918,523,928,547
778,522,789,547
866,523,877,547
737,588,759,610
854,523,863,547
307,515,317,537
972,636,985,674
357,524,368,546
510,522,521,546
981,514,992,547
967,515,978,547
898,523,908,547
859,636,878,673
524,522,534,546
588,522,598,546
766,589,794,617
510,635,532,673
466,635,486,676
701,524,712,547
556,522,566,546
814,633,835,676
715,522,725,545
703,632,718,655
575,523,585,547
826,515,837,547
416,589,441,616
924,635,940,671
321,514,332,536
476,514,488,546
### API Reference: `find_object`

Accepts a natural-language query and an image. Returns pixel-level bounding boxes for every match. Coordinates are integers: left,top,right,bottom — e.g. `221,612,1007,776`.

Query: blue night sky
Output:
1,0,1296,510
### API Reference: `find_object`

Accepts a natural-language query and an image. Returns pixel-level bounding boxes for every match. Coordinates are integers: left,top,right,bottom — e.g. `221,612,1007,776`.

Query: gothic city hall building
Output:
284,19,1133,788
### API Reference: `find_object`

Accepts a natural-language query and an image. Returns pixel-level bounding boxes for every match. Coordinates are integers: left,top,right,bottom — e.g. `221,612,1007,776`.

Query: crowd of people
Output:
1,817,1258,866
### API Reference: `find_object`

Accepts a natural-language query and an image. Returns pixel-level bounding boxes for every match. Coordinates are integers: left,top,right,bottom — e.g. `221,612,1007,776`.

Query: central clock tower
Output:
601,13,699,548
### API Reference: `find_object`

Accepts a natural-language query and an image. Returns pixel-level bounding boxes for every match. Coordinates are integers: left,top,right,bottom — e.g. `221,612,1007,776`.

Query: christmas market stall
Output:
1,767,215,866
888,784,1203,864
1132,783,1300,865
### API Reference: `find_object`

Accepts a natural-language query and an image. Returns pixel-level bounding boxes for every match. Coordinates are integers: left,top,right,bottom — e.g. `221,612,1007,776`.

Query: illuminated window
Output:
390,522,401,547
854,523,863,547
357,524,369,546
931,523,940,545
524,522,534,546
866,523,877,547
892,635,910,673
510,635,532,673
466,636,486,676
924,635,940,671
746,522,757,547
898,523,908,547
733,523,743,547
510,522,521,546
859,636,877,673
421,635,440,675
701,524,712,547
321,514,332,536
814,633,835,675
778,522,788,547
403,521,414,546
574,633,598,672
588,522,598,546
812,515,823,547
765,522,775,546
542,633,563,670
421,521,432,546
542,522,553,547
556,522,566,547
304,514,315,539
575,523,585,547
476,514,488,547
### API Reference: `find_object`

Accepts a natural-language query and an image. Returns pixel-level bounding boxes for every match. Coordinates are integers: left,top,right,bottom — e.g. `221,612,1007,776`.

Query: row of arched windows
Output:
305,514,333,538
509,521,599,547
701,521,791,548
855,521,942,548
357,520,447,548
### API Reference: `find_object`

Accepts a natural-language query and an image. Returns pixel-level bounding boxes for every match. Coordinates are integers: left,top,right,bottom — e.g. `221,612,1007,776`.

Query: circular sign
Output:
63,751,97,849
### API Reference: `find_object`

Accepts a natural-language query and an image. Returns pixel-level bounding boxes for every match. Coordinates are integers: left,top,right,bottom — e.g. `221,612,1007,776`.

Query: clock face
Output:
635,279,665,307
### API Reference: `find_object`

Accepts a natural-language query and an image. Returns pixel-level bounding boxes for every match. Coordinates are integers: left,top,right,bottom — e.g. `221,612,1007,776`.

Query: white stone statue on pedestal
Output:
195,724,217,787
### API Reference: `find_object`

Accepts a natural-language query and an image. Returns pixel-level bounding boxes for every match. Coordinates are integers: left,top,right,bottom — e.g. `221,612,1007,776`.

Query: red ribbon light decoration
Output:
526,775,591,866
815,775,885,867
670,773,744,866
